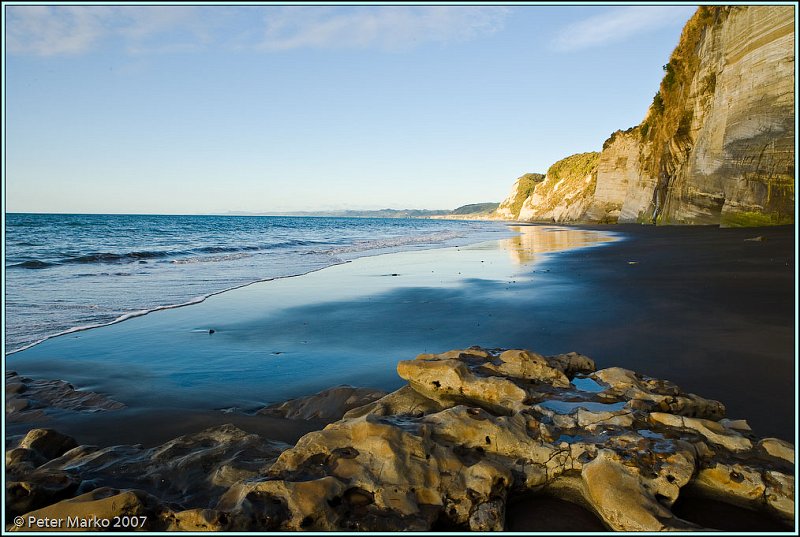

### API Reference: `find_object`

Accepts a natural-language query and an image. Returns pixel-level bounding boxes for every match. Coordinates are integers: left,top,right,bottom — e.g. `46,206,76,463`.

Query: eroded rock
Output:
759,437,795,464
10,488,165,532
5,348,794,531
257,385,387,421
342,385,444,420
5,425,289,521
18,429,78,461
233,348,792,531
650,412,752,452
5,371,124,423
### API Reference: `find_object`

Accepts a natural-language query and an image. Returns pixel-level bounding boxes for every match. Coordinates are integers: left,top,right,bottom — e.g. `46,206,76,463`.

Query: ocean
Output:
5,213,510,354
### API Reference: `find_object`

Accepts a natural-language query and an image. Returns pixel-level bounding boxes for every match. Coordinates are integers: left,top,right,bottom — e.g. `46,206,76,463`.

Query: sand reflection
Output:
501,225,615,265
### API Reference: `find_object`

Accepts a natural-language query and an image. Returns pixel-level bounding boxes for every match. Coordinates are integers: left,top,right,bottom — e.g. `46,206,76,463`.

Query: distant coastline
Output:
222,208,451,218
221,203,500,220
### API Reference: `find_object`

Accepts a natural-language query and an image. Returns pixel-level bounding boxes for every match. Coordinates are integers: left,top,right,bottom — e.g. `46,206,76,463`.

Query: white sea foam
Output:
171,252,253,264
323,230,465,255
5,262,349,356
6,215,511,355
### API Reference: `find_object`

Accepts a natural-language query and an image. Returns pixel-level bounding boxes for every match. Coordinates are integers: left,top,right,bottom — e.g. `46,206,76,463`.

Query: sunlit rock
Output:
5,348,794,531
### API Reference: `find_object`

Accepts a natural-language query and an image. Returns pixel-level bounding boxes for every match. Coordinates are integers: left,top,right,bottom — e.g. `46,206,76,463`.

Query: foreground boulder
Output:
224,348,793,531
6,424,289,524
6,348,794,531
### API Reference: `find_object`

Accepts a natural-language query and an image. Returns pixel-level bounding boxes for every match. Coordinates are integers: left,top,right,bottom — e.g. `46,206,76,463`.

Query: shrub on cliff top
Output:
662,61,678,89
519,172,546,184
546,152,600,182
602,131,622,151
652,92,665,115
602,126,638,150
507,173,545,217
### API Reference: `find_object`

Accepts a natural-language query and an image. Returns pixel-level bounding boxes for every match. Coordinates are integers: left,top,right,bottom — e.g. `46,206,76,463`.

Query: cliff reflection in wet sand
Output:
501,225,616,265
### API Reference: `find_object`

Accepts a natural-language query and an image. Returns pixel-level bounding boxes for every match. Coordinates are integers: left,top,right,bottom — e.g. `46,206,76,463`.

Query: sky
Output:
4,3,698,214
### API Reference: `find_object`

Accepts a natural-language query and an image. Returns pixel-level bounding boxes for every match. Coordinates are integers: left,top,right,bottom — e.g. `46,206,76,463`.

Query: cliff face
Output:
629,5,795,225
497,6,795,226
518,152,599,222
586,129,643,223
494,173,545,220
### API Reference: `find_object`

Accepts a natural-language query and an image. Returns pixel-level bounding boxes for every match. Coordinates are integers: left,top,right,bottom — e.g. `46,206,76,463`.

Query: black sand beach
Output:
533,223,795,441
5,223,795,532
7,223,795,445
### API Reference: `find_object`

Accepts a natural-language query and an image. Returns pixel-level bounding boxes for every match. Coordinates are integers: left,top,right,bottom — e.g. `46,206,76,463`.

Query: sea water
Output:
5,213,510,354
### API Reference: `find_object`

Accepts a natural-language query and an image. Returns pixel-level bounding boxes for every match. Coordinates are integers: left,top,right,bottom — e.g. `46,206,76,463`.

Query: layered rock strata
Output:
622,5,795,225
518,153,599,222
495,6,794,226
6,348,794,531
494,173,545,220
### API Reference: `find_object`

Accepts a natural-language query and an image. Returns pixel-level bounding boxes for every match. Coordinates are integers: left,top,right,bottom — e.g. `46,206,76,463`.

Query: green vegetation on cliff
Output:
640,6,722,181
498,6,793,227
720,211,794,228
450,202,500,215
602,126,638,150
518,152,600,221
546,152,599,184
507,173,545,217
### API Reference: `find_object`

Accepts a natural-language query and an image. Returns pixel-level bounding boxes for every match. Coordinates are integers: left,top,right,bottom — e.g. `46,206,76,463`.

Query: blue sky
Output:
4,4,697,214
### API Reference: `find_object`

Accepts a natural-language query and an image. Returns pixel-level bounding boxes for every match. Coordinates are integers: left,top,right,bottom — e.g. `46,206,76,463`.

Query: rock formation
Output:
518,153,599,222
495,6,794,226
494,173,545,220
5,371,124,423
7,348,794,532
7,425,291,527
257,386,387,421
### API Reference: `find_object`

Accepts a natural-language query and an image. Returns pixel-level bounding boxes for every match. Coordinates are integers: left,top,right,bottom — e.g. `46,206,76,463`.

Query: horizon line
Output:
4,208,470,217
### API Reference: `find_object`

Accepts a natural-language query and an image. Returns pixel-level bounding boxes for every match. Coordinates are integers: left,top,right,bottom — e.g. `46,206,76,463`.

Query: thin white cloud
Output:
551,6,697,52
5,5,204,56
5,5,509,57
118,7,195,38
259,6,510,51
6,6,111,56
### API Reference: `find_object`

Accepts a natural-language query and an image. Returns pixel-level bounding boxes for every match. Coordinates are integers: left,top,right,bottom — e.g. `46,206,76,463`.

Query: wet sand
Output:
6,225,615,433
505,495,608,532
6,223,795,447
541,223,795,441
6,407,328,449
4,223,795,533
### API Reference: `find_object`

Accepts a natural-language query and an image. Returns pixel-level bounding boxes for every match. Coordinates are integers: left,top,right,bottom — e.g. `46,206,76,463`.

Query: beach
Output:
515,223,795,441
6,225,612,438
7,223,794,442
5,223,795,531
6,3,795,531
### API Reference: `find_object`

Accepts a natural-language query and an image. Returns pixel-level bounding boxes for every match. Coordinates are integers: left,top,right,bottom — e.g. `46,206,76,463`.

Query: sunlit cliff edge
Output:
494,6,794,226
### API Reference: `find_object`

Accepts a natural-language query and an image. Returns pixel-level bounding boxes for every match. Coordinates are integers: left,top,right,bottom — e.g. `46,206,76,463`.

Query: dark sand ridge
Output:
5,224,795,447
549,223,795,441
